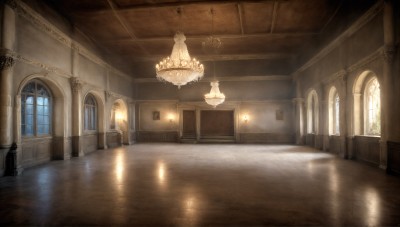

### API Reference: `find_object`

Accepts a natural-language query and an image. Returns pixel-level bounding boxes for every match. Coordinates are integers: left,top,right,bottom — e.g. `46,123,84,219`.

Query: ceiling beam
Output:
128,53,295,62
106,0,150,55
270,1,278,33
133,75,292,83
72,0,289,15
237,3,245,35
97,32,317,43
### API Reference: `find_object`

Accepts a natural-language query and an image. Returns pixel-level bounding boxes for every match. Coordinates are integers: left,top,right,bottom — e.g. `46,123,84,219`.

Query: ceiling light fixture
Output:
155,8,204,88
204,8,225,108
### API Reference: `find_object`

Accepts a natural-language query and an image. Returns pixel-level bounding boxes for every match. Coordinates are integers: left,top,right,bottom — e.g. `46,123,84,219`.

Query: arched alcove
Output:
306,90,319,134
328,86,340,135
82,91,106,152
108,99,129,147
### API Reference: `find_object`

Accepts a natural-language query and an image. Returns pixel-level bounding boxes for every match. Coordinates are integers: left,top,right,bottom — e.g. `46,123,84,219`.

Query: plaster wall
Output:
16,17,72,75
239,101,292,134
136,79,293,101
79,55,107,88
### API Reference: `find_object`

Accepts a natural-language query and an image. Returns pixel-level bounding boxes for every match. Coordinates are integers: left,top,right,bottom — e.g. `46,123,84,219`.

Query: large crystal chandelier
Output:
205,81,225,108
155,32,204,88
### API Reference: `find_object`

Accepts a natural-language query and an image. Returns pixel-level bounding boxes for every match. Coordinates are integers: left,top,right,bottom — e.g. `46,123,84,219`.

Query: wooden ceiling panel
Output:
274,0,339,33
104,41,147,56
242,2,274,34
120,7,179,38
120,3,240,38
56,0,110,11
114,0,200,7
73,13,131,41
218,36,308,55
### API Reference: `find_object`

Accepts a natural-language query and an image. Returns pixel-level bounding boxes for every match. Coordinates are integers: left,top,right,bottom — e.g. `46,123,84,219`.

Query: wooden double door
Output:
182,110,234,139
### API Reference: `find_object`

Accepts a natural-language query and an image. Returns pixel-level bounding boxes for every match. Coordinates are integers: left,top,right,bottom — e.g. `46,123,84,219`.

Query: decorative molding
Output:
5,0,17,10
0,55,15,70
70,77,83,93
347,47,383,73
381,44,396,63
292,98,304,103
12,0,133,83
134,75,292,83
293,1,383,75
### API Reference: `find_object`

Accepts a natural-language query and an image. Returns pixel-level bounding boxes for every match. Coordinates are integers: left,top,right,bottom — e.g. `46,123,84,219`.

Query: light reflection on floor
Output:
0,144,399,226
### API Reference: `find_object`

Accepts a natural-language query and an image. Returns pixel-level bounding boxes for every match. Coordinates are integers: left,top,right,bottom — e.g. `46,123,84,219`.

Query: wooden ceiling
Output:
43,0,376,79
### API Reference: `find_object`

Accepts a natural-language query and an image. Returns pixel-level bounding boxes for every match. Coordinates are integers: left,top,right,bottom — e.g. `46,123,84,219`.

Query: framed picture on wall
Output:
153,111,160,120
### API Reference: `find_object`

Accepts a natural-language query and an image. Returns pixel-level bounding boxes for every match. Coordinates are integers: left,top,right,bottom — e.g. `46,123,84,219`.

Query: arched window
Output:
364,78,380,135
21,80,51,136
307,90,319,134
328,87,340,135
84,94,97,131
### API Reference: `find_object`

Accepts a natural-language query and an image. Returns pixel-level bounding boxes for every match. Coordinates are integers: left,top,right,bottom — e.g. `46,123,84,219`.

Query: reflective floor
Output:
1,144,400,226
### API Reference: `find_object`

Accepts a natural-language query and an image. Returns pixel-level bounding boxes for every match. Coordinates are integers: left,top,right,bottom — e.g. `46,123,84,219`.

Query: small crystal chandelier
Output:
155,9,204,88
204,8,225,108
205,81,225,108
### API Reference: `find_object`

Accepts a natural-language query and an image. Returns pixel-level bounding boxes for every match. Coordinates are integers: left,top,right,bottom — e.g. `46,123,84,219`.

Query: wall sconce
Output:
243,114,249,123
167,113,175,123
116,111,124,121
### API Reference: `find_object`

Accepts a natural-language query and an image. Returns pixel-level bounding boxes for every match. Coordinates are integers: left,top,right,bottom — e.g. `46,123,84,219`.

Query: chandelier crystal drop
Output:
155,32,204,88
205,81,225,108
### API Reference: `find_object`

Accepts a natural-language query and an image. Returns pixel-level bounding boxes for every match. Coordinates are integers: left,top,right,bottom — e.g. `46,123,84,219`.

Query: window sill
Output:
22,135,52,142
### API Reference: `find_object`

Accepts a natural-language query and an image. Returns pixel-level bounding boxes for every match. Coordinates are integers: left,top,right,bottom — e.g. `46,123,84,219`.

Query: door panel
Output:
182,110,196,138
200,110,234,137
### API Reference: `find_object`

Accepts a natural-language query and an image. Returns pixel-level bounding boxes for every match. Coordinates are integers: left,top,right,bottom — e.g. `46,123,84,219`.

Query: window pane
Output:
37,97,44,105
22,82,35,94
335,94,340,134
26,96,34,105
25,125,33,135
366,78,381,135
37,106,44,115
26,114,33,125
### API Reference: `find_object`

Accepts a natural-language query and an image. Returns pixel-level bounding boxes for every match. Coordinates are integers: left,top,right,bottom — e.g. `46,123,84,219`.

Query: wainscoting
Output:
239,133,294,144
82,134,98,154
305,134,315,147
353,136,380,166
388,141,400,175
21,137,53,168
329,136,346,157
136,131,178,142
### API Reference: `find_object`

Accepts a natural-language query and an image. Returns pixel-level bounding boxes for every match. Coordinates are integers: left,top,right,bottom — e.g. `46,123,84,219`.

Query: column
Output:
70,77,83,157
380,0,396,169
293,76,304,145
0,2,18,175
338,71,348,158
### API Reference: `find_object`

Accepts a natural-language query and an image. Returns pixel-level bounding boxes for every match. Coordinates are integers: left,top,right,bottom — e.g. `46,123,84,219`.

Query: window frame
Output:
363,77,381,136
21,80,52,138
84,94,97,132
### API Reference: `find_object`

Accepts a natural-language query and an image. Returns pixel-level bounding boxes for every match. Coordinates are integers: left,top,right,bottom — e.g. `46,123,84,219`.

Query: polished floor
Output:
1,144,400,226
